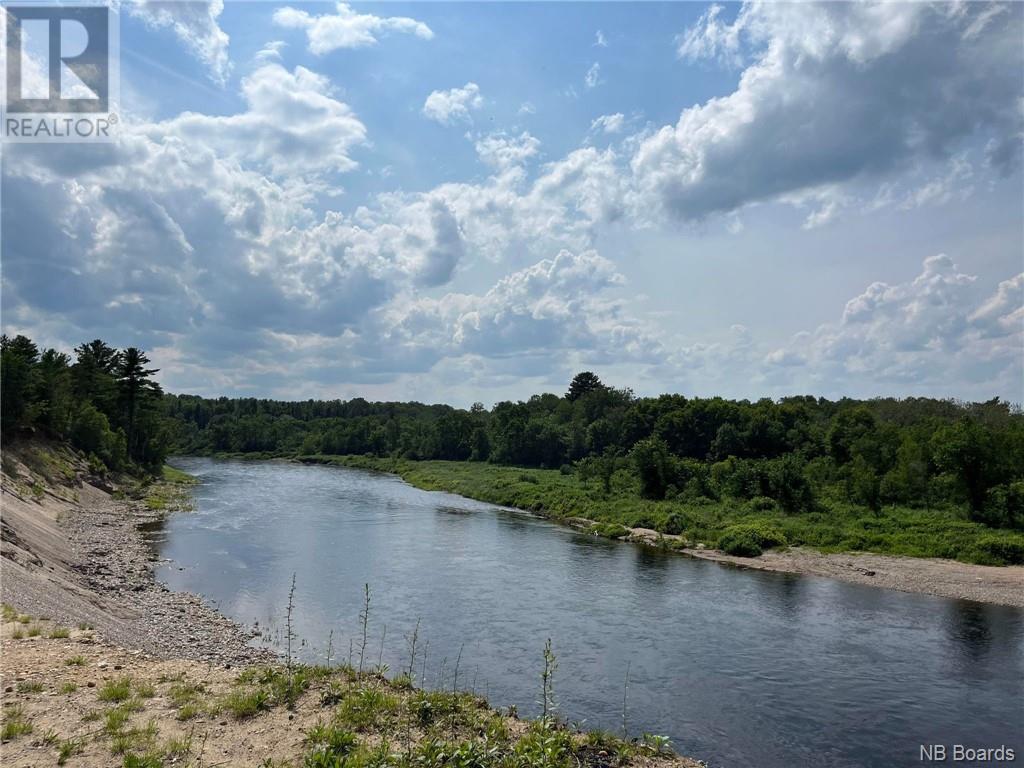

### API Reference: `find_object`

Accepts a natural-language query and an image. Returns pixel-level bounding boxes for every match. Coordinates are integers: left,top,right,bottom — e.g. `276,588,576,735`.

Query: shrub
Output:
590,522,630,539
660,511,690,536
969,535,1024,565
747,496,779,512
718,522,788,557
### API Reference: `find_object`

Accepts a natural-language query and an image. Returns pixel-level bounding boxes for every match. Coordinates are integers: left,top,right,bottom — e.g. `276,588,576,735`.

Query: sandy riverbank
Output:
621,527,1024,607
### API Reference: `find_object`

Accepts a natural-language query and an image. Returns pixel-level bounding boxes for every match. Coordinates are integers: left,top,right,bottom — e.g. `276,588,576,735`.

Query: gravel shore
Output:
624,528,1024,607
1,446,270,666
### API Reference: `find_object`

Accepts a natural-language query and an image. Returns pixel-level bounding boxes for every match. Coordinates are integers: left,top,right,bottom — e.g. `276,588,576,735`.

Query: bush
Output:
660,511,690,536
591,522,630,539
981,483,1024,530
969,535,1024,565
718,522,788,557
746,496,779,512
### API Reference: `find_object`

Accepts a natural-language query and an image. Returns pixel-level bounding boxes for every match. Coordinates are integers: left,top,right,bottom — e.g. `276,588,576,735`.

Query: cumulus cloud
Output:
590,113,625,134
273,2,433,55
422,82,484,125
128,0,231,84
633,2,1024,223
474,132,540,171
763,255,1023,396
148,64,368,179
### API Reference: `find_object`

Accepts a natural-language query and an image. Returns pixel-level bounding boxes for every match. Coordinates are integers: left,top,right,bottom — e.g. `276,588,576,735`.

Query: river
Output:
149,458,1024,767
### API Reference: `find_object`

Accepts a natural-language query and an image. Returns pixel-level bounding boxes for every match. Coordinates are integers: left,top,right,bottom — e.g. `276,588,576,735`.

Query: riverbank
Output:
0,443,699,767
305,455,1024,608
1,614,694,768
0,440,265,665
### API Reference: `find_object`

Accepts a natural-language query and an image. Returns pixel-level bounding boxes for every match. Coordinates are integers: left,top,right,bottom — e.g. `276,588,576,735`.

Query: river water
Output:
150,458,1024,767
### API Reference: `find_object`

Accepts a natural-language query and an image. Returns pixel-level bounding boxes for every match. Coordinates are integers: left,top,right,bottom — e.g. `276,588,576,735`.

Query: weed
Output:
163,733,193,759
135,681,156,699
57,738,84,765
49,626,71,639
11,628,25,640
26,624,42,637
222,688,270,719
99,677,135,703
65,654,87,666
640,733,673,756
16,681,44,693
60,682,79,694
539,639,557,724
104,705,132,735
1,704,33,740
336,686,398,731
358,583,371,675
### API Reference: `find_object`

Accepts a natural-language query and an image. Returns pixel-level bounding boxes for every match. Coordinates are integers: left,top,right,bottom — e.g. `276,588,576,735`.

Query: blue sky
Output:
2,1,1022,405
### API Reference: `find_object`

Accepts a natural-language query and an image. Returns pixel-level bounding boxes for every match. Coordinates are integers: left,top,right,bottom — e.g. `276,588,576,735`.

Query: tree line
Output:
165,370,1024,531
1,335,167,472
3,333,1021,532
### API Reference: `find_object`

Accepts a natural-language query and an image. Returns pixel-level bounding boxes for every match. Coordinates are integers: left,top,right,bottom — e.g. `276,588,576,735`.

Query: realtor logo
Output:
2,1,119,142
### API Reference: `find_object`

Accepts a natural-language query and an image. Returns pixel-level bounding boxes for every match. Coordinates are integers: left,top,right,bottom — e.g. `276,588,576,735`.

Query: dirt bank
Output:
622,527,1024,607
0,440,266,665
0,616,696,768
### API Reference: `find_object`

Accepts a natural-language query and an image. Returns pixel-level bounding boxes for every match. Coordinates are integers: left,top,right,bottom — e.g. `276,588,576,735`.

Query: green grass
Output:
1,704,33,740
161,464,198,484
16,681,44,693
26,624,43,637
49,626,71,639
98,676,135,703
222,688,271,719
65,654,88,666
307,456,1024,565
60,682,79,694
58,739,84,765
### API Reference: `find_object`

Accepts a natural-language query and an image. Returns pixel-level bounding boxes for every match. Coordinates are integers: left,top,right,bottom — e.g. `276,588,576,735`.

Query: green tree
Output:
1,334,39,432
932,419,995,516
565,371,603,402
116,347,161,461
631,436,674,500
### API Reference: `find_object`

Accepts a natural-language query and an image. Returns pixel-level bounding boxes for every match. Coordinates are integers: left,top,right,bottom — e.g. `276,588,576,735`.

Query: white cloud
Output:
584,62,602,89
422,82,484,125
763,255,1023,396
128,0,231,84
594,30,608,47
273,2,433,55
676,3,742,66
474,132,540,171
150,64,367,179
590,113,625,134
633,2,1024,223
254,40,287,63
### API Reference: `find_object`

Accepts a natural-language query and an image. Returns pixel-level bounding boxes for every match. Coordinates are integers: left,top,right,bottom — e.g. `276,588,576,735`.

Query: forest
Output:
4,335,1023,557
1,335,167,472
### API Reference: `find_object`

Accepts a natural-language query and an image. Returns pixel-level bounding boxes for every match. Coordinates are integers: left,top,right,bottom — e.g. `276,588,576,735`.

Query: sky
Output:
2,1,1022,406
